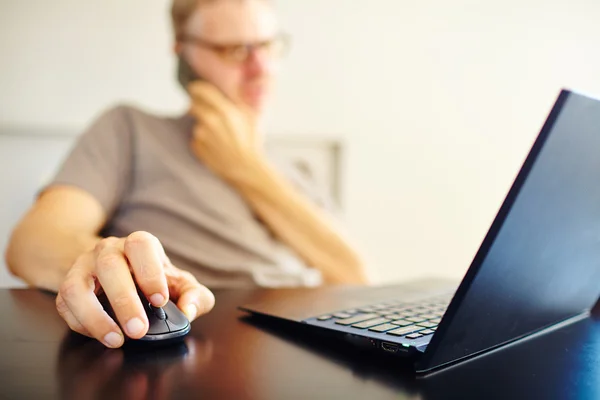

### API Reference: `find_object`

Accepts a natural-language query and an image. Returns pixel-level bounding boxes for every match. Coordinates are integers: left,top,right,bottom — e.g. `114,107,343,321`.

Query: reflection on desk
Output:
1,288,599,400
57,334,213,400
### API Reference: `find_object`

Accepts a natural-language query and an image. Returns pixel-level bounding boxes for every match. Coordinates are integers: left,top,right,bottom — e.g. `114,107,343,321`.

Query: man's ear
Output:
173,41,183,55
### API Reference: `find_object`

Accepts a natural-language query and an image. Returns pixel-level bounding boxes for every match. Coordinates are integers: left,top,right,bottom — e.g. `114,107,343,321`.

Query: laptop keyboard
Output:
313,294,452,340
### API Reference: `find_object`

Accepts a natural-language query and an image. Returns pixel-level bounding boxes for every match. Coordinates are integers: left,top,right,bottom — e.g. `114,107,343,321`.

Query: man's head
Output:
172,0,286,113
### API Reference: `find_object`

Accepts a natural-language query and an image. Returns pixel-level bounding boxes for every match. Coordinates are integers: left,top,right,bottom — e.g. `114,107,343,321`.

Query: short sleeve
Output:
48,105,133,216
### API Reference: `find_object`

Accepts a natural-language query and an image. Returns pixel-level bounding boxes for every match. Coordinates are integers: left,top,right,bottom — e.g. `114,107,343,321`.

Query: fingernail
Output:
150,293,165,306
126,317,145,337
103,332,123,348
184,304,197,320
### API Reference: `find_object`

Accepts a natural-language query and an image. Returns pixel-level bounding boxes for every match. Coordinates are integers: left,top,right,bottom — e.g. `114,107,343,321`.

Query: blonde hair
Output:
171,0,270,40
171,0,209,40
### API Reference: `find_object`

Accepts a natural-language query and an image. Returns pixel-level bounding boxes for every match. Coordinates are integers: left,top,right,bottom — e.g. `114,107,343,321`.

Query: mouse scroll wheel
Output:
151,305,167,320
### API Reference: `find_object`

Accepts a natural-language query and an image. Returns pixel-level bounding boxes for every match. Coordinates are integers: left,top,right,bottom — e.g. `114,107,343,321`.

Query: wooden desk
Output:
1,288,599,399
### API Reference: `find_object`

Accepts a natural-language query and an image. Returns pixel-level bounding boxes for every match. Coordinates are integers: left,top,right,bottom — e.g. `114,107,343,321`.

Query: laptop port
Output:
381,342,400,353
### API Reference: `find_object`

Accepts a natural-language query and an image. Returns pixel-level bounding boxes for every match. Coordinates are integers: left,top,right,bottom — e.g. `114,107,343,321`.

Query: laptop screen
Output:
420,90,600,372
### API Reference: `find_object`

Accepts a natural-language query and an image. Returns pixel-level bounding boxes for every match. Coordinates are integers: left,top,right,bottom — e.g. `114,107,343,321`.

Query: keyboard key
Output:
368,323,398,332
417,321,438,328
406,333,423,339
333,313,353,319
418,313,439,320
335,313,379,326
387,326,423,336
358,307,377,313
430,318,442,324
352,317,391,329
317,315,332,321
391,319,413,327
345,309,358,315
383,314,404,320
405,316,427,323
400,312,417,319
387,308,407,314
420,329,435,335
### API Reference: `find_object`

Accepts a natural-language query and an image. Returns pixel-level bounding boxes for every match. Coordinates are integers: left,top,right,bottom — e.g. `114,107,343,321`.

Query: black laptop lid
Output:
417,90,600,373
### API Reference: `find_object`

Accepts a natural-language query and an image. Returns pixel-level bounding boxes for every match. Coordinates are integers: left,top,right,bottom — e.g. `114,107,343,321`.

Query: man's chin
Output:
240,88,268,108
242,97,268,114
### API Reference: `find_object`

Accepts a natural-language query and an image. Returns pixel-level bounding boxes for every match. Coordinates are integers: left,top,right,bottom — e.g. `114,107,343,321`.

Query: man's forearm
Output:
187,81,368,284
232,158,369,284
6,220,100,292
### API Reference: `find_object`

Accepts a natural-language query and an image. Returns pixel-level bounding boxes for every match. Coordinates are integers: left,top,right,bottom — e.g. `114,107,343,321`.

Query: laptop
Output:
240,89,600,374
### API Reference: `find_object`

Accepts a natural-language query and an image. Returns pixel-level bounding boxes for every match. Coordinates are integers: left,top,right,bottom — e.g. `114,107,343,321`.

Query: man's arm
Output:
6,186,103,292
232,158,369,284
188,82,369,285
192,141,368,284
6,185,214,347
7,104,215,347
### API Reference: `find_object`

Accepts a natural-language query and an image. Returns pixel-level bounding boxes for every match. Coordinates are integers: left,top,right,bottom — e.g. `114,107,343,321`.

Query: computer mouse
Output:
97,287,191,344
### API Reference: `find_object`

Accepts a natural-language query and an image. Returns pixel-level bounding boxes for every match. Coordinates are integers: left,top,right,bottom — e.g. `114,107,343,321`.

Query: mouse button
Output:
163,303,189,327
151,306,167,320
146,320,170,335
166,319,189,333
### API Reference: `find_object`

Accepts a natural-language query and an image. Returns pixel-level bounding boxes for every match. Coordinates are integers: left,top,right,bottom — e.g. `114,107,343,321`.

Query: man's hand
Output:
55,231,215,348
186,81,368,285
188,81,263,184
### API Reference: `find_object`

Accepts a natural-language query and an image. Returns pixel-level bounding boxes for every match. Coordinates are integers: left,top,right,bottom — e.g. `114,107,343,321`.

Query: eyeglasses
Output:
178,33,291,64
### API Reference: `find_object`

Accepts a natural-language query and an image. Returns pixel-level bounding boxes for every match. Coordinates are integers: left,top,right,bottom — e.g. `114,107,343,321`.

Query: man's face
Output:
179,0,282,113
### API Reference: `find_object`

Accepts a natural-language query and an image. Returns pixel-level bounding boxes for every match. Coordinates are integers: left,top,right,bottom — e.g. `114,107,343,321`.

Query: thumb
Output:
165,267,215,321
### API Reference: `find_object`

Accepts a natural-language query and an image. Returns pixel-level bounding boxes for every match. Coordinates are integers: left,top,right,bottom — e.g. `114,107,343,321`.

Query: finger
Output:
190,81,257,122
188,81,232,110
188,83,258,149
188,87,229,123
190,94,246,132
191,126,232,162
190,106,230,143
165,267,215,321
124,231,169,307
188,82,246,131
94,237,149,339
190,105,255,155
60,253,125,348
55,292,91,337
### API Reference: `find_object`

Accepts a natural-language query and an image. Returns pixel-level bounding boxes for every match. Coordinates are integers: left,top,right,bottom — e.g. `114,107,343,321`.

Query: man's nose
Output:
244,50,270,78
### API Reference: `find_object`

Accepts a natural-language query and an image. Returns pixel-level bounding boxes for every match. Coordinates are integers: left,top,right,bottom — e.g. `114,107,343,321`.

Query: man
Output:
5,0,368,349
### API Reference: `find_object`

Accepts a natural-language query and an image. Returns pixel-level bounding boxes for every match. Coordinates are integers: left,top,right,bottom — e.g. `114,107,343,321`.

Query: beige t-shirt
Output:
51,105,330,289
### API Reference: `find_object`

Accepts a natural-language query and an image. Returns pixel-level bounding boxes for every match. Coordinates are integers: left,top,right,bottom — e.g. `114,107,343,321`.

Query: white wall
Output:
0,132,75,288
2,0,600,286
